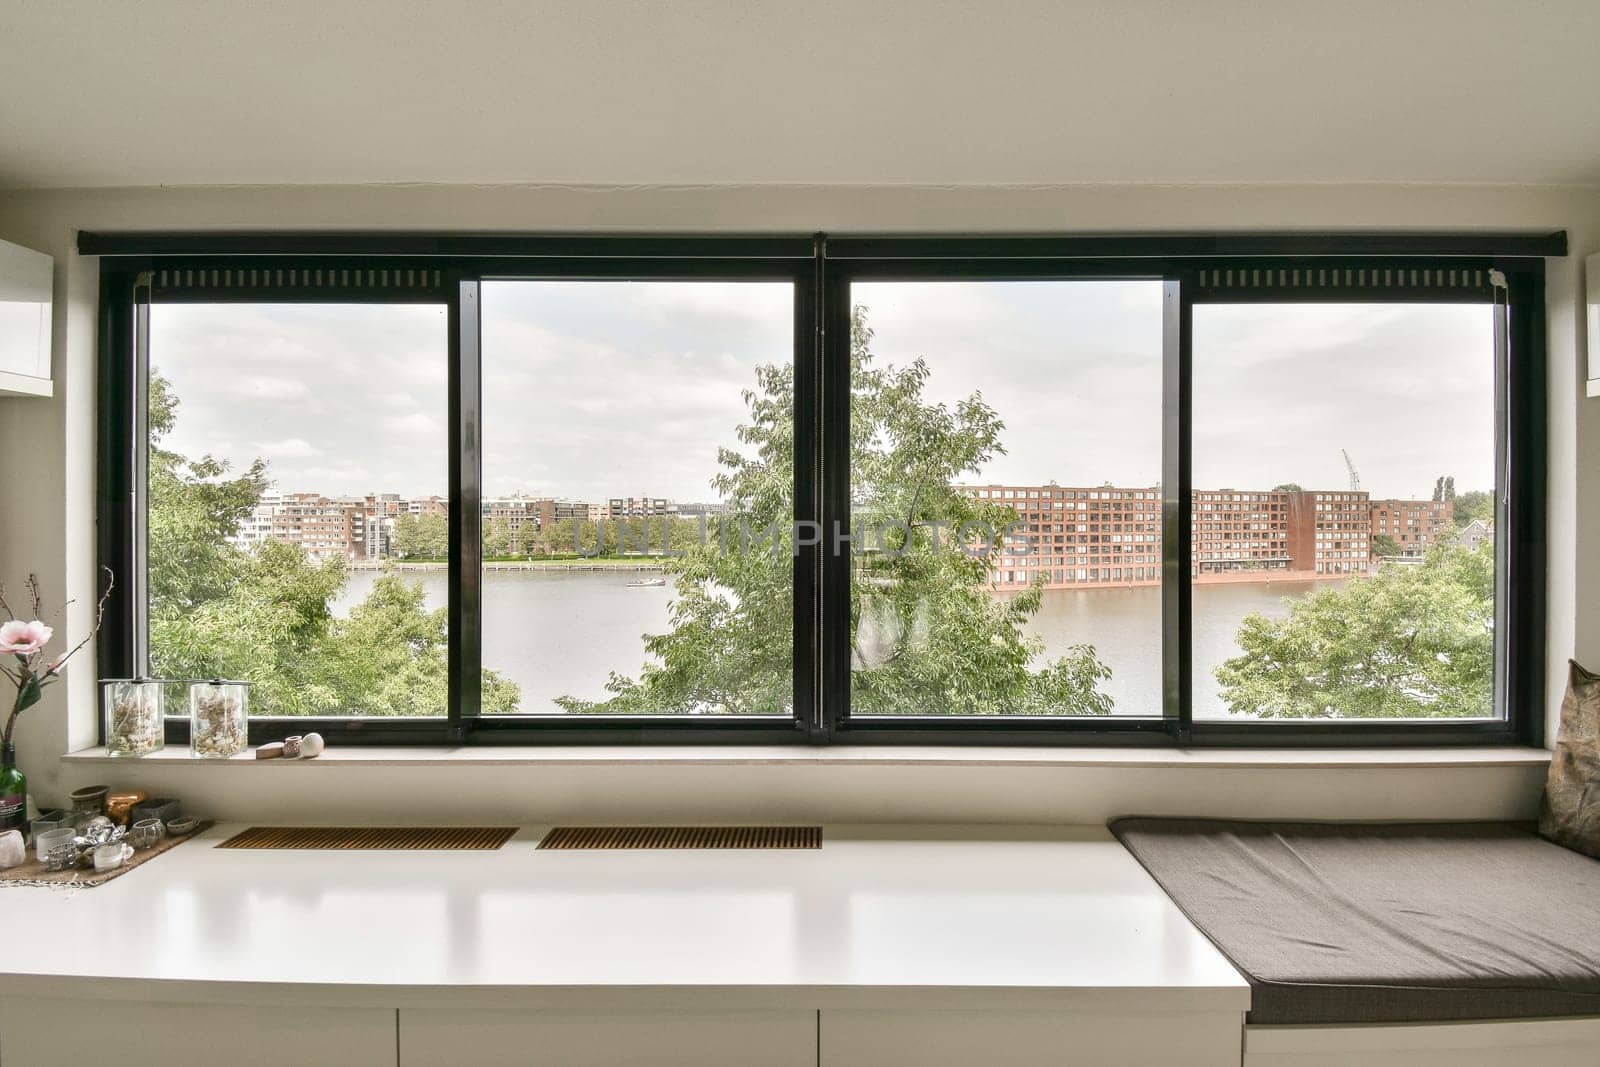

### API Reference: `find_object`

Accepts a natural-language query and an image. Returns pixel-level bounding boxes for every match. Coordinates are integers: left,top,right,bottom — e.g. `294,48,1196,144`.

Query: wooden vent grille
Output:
216,826,517,851
538,826,821,850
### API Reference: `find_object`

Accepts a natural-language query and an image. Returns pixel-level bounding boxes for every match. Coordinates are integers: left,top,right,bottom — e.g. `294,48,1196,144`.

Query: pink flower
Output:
0,620,53,655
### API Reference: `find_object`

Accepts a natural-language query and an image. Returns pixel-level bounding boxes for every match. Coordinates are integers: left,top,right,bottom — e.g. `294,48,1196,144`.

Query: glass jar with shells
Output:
101,678,165,757
189,680,249,759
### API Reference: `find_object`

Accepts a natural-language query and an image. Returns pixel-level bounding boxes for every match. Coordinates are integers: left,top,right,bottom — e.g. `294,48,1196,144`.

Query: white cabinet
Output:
399,1009,817,1067
819,1009,1244,1067
0,996,396,1067
0,237,52,398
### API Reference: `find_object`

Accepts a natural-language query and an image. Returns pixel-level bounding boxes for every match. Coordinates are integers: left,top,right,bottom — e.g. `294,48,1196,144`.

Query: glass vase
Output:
189,680,248,759
102,679,165,757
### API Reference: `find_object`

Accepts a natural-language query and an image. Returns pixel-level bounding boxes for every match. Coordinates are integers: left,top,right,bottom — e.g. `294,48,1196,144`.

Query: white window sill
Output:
61,743,1551,770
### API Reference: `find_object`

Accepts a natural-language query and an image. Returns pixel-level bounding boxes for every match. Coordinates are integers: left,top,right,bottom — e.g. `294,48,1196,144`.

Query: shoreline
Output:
351,559,666,572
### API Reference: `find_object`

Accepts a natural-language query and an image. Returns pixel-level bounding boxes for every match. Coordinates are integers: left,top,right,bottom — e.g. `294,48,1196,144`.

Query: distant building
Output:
228,492,280,552
608,496,677,519
230,490,453,561
483,495,544,553
675,501,728,519
268,493,369,561
960,484,1375,589
1454,518,1493,551
963,484,1163,588
538,498,601,528
401,495,448,517
1368,498,1454,556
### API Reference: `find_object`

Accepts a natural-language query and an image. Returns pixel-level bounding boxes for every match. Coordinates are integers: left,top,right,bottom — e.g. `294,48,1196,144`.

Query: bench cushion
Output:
1110,818,1600,1025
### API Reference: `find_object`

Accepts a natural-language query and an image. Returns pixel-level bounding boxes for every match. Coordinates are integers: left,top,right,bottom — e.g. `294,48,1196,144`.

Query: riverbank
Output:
351,558,666,572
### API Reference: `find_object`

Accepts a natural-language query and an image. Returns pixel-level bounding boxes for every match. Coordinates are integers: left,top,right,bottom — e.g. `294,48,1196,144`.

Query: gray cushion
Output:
1111,818,1600,1025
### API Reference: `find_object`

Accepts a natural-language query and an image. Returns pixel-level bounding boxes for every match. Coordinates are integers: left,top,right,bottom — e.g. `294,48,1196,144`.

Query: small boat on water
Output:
627,577,667,587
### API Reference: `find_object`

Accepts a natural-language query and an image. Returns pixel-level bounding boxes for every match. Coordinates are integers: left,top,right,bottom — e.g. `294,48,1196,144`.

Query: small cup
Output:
44,842,77,871
165,815,200,837
93,842,134,871
36,826,76,863
129,818,165,850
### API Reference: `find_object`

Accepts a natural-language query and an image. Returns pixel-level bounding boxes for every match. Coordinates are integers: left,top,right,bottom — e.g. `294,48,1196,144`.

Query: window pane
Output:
847,281,1164,716
1192,303,1497,720
147,303,450,716
480,281,794,715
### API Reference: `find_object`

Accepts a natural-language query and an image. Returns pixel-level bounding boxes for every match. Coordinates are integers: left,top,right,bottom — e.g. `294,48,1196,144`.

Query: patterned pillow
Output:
1539,660,1600,859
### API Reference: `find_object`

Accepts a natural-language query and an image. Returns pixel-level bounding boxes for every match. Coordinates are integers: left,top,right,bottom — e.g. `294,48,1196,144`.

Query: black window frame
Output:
89,231,1557,748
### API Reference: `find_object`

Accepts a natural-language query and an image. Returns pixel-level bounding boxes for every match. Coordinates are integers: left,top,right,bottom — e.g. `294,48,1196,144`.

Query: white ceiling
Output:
3,0,1599,190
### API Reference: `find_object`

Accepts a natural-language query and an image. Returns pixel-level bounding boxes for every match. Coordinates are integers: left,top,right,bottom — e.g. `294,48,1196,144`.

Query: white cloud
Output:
228,375,313,402
382,412,445,439
254,437,322,459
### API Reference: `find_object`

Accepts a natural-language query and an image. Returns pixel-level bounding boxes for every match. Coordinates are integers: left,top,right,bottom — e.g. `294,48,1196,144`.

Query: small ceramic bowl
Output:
68,784,111,810
165,815,200,837
129,818,165,850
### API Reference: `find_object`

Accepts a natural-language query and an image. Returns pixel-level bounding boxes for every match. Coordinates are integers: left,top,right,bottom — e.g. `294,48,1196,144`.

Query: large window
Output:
93,236,1551,747
145,300,452,718
844,281,1164,718
1192,302,1497,722
479,280,795,716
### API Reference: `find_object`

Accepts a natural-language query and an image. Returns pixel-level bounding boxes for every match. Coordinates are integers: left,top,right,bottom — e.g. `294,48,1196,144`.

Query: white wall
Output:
0,182,1593,824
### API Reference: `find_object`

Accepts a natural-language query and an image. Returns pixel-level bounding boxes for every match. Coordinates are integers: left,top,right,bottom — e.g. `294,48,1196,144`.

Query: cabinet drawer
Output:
400,1008,817,1067
820,1009,1243,1067
0,997,395,1067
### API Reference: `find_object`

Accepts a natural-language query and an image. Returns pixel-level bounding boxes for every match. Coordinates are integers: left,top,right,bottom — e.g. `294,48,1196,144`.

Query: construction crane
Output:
1341,449,1361,492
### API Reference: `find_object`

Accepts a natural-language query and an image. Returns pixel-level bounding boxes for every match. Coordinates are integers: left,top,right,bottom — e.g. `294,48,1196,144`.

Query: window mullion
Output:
1161,276,1194,739
449,277,483,739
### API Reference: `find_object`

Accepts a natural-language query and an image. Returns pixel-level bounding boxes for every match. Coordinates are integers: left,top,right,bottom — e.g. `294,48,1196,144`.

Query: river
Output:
335,569,1315,718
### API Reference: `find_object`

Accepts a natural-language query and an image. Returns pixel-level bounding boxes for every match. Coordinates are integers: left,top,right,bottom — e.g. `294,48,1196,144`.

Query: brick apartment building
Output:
268,493,370,562
962,484,1412,589
1369,497,1454,556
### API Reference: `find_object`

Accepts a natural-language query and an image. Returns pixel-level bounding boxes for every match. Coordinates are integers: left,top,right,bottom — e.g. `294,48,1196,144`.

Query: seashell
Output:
299,732,325,759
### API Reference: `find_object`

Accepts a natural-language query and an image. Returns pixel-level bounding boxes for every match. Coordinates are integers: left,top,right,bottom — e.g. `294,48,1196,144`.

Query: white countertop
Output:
0,823,1248,1013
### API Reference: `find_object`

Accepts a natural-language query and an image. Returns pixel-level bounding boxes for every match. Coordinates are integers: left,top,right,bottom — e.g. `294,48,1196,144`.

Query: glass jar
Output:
102,679,165,757
189,680,249,759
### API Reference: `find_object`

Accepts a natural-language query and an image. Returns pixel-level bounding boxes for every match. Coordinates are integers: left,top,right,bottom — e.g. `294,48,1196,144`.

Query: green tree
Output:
147,373,268,611
1454,489,1494,526
1214,540,1493,718
1371,533,1401,557
1272,483,1304,493
557,308,1112,716
147,372,519,716
482,518,513,558
391,513,449,559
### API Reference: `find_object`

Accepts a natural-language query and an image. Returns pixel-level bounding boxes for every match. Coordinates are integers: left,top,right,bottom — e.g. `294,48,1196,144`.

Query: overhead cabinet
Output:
0,237,52,397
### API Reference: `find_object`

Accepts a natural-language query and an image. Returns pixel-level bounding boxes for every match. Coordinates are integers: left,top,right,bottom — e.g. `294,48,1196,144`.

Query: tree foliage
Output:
391,513,449,560
147,373,519,715
1454,489,1494,526
557,308,1112,716
1214,541,1494,719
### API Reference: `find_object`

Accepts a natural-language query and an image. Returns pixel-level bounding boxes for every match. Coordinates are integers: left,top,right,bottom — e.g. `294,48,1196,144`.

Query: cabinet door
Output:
0,997,396,1067
820,1009,1243,1067
400,1009,817,1067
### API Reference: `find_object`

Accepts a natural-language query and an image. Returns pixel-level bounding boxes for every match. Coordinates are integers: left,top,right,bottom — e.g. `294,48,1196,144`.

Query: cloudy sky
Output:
151,282,1494,504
